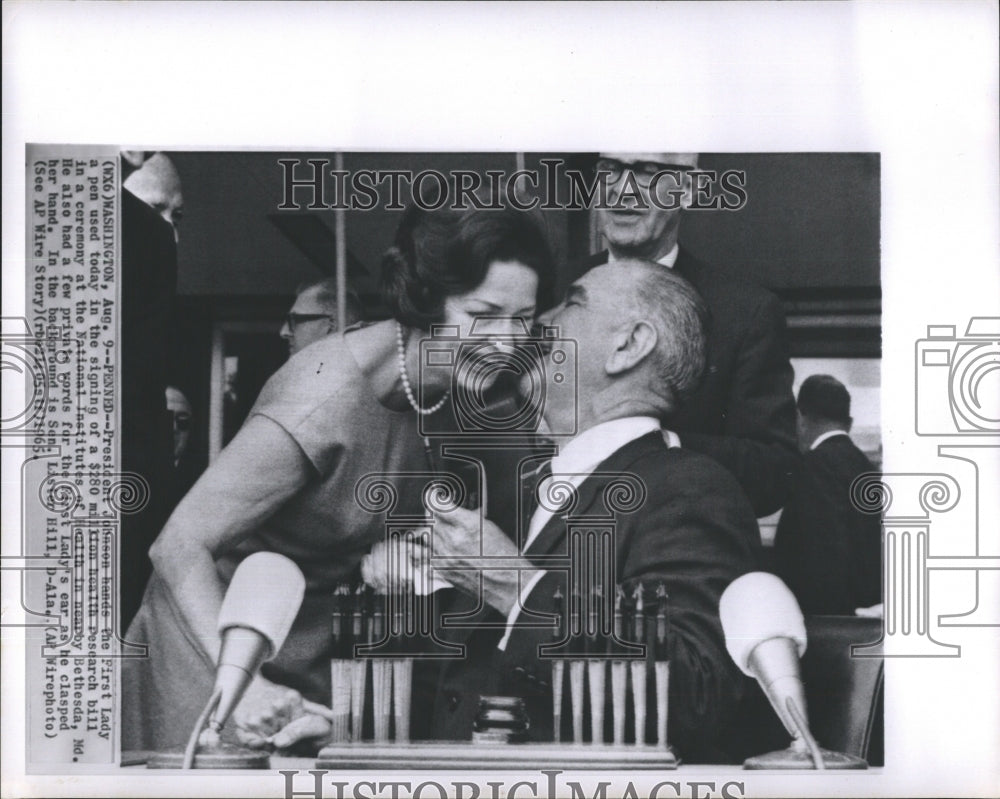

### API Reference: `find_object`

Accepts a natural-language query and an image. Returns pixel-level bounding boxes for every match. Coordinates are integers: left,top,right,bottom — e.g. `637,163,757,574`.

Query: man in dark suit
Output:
774,374,882,615
421,260,759,762
589,153,798,517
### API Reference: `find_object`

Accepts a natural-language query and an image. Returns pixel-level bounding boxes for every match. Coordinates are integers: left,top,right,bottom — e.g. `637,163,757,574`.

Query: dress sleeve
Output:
247,341,356,476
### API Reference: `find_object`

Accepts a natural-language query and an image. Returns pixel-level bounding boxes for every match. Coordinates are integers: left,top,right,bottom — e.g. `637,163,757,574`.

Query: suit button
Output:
448,693,460,711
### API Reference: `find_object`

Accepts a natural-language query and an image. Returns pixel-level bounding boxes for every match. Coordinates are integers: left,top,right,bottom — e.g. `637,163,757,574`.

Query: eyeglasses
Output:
594,157,694,187
286,313,334,332
172,412,191,432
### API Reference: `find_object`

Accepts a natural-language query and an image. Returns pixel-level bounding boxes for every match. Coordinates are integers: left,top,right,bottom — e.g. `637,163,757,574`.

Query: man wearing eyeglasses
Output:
280,277,364,357
164,385,207,511
591,152,798,518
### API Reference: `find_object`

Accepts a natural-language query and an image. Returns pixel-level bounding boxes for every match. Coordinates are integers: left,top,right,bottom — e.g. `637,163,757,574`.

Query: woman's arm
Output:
148,414,313,665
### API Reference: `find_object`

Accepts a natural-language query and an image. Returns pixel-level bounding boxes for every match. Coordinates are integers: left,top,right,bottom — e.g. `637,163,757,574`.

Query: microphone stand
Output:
147,686,271,769
182,689,222,769
741,638,868,770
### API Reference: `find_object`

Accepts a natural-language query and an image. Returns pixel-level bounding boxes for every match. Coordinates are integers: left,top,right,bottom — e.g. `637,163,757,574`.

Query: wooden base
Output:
146,743,270,769
316,741,679,770
743,746,868,770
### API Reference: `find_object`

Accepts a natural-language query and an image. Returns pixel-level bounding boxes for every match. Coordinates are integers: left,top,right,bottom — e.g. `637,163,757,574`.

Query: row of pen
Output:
328,583,417,743
550,582,671,747
327,579,671,747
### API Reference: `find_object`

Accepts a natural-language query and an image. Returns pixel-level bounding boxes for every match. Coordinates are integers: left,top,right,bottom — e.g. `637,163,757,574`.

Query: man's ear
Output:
606,320,658,375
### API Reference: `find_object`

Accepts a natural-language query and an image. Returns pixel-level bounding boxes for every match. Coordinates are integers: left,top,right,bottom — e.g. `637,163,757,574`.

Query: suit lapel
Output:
525,430,664,559
434,431,666,694
673,246,706,290
438,432,664,642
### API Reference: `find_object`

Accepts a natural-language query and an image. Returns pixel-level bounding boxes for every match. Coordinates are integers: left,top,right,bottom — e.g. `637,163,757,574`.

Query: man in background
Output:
165,385,205,508
120,150,184,627
123,151,184,240
590,153,798,518
279,276,364,357
773,374,881,615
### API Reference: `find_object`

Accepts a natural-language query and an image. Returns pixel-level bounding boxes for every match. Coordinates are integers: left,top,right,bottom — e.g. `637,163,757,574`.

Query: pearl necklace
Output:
395,321,450,415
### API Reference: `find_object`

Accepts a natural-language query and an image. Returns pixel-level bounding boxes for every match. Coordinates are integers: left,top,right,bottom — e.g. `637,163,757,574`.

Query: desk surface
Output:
127,748,856,774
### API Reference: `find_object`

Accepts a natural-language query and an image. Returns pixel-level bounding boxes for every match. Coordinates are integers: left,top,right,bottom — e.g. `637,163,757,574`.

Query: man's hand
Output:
362,535,426,594
426,504,538,616
230,676,331,751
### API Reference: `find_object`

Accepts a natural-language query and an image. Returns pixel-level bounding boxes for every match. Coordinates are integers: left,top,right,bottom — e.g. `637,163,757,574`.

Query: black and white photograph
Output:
2,3,998,798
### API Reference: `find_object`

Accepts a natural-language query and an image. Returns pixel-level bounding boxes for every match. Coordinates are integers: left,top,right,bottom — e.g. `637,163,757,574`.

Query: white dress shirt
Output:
499,416,677,649
608,243,679,269
810,429,849,451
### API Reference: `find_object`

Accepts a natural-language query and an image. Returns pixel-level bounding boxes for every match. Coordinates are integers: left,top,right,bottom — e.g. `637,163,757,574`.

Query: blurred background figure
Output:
165,385,205,507
166,386,192,467
120,150,183,629
123,152,185,241
279,277,365,357
773,374,882,615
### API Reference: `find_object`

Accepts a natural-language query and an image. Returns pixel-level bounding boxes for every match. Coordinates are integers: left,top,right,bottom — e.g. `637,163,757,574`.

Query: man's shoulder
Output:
674,248,780,311
811,434,877,472
609,434,760,545
589,247,781,315
613,432,751,496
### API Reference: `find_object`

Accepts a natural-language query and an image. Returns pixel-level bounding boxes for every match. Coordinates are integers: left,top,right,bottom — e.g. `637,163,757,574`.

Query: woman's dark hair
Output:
381,205,556,329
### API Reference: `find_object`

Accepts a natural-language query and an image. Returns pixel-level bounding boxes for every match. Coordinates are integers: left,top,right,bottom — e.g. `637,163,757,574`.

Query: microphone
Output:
719,572,867,770
147,552,306,769
210,551,306,731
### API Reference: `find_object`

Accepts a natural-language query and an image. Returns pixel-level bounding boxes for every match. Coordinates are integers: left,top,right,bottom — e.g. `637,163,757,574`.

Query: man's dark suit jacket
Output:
418,431,760,763
590,248,799,517
773,434,882,615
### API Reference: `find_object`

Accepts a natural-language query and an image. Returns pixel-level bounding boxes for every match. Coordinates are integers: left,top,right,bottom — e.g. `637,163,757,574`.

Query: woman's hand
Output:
230,676,331,750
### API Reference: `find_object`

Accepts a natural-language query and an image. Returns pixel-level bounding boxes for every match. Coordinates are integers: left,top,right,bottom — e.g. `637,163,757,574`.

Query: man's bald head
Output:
601,257,708,410
123,152,184,241
539,258,708,425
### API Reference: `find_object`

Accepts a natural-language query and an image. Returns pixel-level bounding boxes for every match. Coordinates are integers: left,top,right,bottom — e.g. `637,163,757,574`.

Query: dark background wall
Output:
169,151,880,299
682,153,879,291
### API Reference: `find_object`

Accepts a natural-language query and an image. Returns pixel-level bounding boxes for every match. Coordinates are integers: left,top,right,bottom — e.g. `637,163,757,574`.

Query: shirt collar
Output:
657,244,680,268
810,429,849,450
550,417,661,477
608,243,679,269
